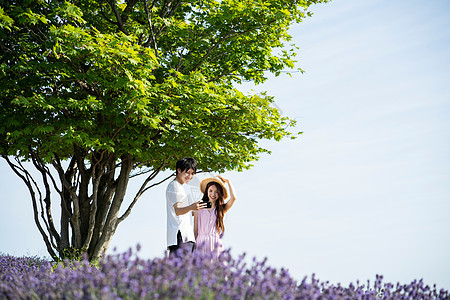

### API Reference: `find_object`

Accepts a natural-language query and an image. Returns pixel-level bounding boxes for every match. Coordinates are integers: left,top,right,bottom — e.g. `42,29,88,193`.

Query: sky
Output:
1,0,450,290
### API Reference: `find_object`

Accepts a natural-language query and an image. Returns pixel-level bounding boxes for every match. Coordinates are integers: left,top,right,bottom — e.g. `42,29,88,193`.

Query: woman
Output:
194,175,237,259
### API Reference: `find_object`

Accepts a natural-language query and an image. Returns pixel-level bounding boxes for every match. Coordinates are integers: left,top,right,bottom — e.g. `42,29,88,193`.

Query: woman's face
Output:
207,184,220,203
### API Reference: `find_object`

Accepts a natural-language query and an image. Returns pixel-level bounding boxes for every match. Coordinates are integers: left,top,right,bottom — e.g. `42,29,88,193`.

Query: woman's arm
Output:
218,175,237,213
194,210,199,239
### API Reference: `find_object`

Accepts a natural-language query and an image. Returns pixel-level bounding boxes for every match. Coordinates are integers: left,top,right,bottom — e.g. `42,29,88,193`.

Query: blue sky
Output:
1,0,449,290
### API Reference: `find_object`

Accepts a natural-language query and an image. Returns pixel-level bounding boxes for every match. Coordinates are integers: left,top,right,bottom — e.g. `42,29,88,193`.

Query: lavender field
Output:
1,247,448,299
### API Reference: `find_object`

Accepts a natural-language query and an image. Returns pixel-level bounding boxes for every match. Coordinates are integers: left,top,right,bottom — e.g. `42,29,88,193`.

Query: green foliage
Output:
0,6,14,30
0,0,328,172
51,247,99,271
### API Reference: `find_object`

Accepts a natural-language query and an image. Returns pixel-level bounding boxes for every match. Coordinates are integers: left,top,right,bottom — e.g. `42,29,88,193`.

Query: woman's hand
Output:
217,175,229,184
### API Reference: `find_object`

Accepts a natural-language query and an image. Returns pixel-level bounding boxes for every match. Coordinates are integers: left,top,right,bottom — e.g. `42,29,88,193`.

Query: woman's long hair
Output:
201,182,226,235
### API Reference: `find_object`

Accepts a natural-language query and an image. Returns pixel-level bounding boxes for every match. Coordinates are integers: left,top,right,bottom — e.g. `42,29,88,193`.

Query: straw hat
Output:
200,177,228,199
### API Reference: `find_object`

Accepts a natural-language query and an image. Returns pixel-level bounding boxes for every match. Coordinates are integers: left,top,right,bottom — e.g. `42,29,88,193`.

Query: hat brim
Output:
200,177,229,200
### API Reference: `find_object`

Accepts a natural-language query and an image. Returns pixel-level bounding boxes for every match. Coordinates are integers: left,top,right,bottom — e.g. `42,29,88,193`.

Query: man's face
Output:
176,168,195,184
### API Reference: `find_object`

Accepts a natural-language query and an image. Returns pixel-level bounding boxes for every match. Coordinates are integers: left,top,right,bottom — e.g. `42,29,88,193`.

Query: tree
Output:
0,0,328,261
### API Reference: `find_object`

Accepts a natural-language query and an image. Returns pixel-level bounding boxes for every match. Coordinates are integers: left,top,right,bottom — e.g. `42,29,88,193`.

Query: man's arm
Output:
174,201,207,216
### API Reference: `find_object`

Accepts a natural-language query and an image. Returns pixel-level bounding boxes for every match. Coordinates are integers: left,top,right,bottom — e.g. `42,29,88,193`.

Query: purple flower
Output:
0,250,448,299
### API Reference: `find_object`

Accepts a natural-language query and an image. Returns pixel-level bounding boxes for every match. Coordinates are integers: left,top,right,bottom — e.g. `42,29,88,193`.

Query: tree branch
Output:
143,0,159,56
175,26,191,71
189,29,237,73
159,0,173,18
2,156,58,260
89,158,116,257
122,0,140,22
108,0,129,35
189,18,278,75
51,155,83,248
118,163,168,223
82,157,109,249
59,155,77,250
154,0,182,40
98,2,118,26
91,155,133,259
29,149,61,249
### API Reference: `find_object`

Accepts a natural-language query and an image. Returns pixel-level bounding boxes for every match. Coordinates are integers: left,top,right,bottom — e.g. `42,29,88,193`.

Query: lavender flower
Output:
0,250,448,299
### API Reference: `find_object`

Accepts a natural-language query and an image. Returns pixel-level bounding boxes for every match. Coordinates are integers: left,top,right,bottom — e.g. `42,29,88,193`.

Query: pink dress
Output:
196,208,224,258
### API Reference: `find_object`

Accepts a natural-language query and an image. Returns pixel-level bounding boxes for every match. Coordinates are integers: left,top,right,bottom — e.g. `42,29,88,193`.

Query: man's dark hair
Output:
175,157,197,175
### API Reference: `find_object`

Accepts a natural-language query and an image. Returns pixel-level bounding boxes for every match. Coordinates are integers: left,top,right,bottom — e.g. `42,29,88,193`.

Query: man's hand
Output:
192,201,208,211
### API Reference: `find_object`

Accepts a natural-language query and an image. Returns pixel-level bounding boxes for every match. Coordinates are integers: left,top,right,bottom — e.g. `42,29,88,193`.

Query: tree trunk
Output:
89,154,134,259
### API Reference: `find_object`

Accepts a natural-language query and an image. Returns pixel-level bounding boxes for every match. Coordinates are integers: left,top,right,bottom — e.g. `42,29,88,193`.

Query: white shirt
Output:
166,179,195,247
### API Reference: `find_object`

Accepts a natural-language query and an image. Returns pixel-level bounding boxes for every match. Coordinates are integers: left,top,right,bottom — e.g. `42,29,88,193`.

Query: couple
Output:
166,157,237,258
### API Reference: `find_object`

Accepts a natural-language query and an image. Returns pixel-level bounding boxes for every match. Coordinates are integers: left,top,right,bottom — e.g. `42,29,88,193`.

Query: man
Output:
166,157,206,256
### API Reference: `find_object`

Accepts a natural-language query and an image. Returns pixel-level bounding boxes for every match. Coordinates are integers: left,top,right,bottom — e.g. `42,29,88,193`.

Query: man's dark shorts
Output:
168,230,195,257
